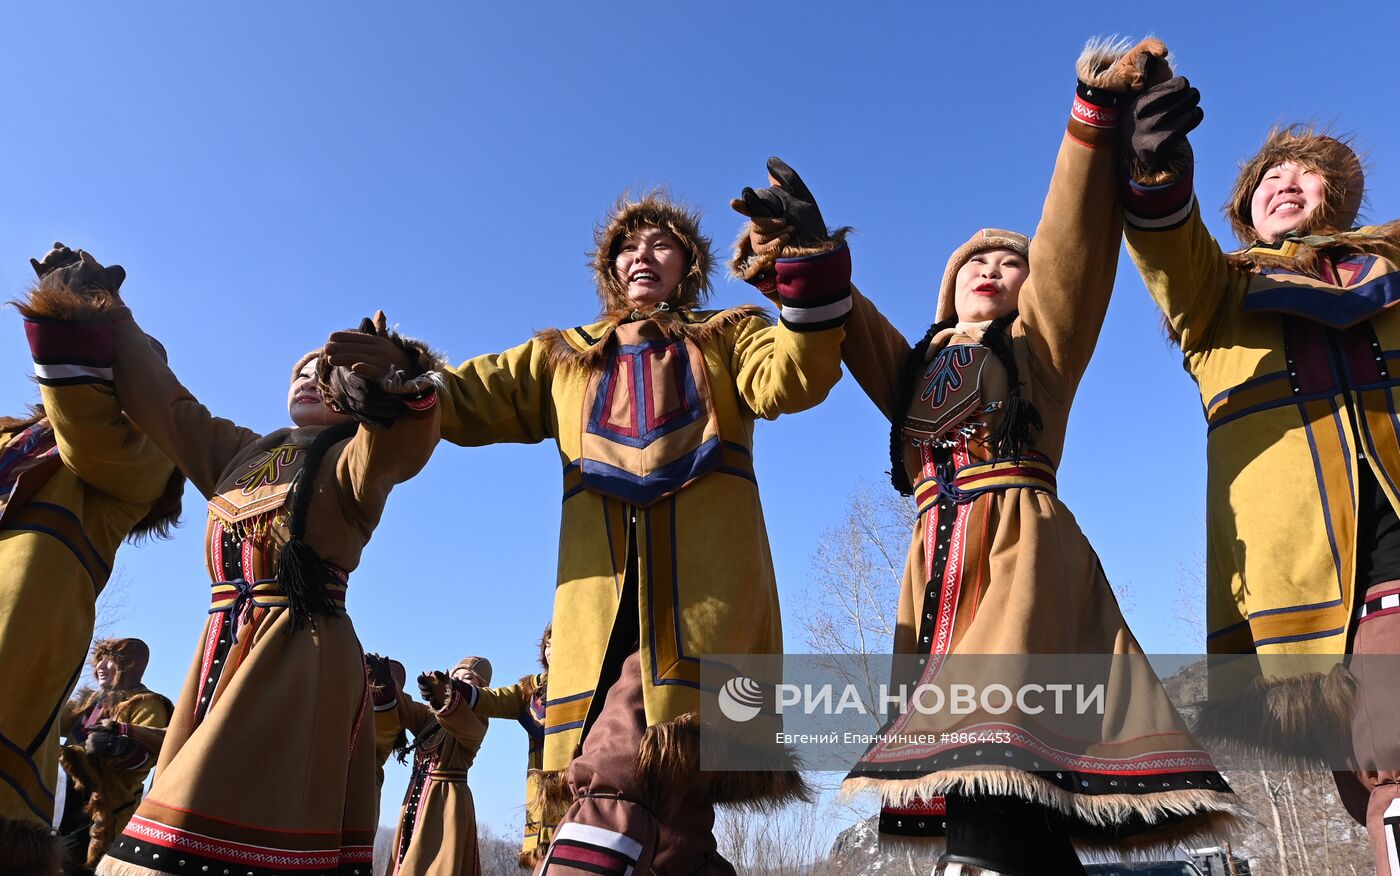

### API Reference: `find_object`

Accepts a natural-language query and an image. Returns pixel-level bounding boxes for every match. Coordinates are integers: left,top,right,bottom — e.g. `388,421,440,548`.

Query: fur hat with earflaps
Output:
589,191,715,314
1227,125,1365,245
934,229,1031,324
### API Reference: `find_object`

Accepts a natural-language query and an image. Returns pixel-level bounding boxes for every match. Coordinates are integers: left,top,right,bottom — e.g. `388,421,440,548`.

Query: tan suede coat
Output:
388,694,487,876
96,312,439,876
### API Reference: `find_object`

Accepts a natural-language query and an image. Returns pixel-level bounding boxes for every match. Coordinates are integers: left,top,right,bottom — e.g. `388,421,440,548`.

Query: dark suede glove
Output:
85,728,134,758
1122,77,1203,174
32,244,127,298
321,311,438,429
30,242,81,279
731,157,830,247
418,670,453,710
366,652,397,705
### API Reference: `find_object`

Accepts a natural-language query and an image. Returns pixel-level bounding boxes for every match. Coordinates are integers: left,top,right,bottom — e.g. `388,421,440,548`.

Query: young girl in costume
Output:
57,638,173,875
1120,72,1400,874
41,262,447,876
2,247,180,863
426,190,851,875
380,657,492,876
732,41,1241,876
450,623,551,868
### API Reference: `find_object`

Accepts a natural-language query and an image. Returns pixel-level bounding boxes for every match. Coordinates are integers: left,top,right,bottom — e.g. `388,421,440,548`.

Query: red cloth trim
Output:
1071,94,1118,129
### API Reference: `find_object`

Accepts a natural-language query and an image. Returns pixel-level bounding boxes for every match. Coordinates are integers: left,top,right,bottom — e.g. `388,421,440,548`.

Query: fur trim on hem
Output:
1193,667,1356,767
59,745,112,867
530,768,573,829
11,281,121,322
841,772,1246,852
533,305,772,373
517,848,540,869
636,712,812,809
1076,36,1170,93
729,227,852,284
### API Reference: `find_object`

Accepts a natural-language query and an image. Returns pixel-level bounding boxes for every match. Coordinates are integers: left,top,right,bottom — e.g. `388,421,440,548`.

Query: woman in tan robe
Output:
733,41,1242,876
60,280,446,876
387,658,491,876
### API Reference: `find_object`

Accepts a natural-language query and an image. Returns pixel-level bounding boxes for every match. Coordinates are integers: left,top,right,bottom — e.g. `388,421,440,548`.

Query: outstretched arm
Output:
1015,38,1170,401
15,267,176,504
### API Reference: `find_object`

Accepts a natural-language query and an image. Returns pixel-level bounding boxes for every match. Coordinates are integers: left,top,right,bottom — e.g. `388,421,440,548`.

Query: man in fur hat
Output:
418,191,851,874
0,245,181,859
56,638,173,874
1120,80,1400,870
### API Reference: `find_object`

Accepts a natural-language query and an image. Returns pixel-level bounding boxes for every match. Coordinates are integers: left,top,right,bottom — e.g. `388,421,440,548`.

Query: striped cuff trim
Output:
34,362,114,386
1126,195,1196,231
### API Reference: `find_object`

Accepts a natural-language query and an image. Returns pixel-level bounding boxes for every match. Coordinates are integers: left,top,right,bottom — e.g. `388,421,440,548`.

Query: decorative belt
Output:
914,452,1057,514
428,768,470,782
209,576,348,642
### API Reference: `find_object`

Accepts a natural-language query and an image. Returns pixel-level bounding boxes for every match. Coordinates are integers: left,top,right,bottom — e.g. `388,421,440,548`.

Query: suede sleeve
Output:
331,395,441,533
840,285,912,423
110,314,261,497
471,682,528,720
396,694,437,738
438,338,556,446
1125,201,1245,355
22,315,175,505
1015,130,1123,403
373,704,402,769
432,687,489,748
728,316,845,420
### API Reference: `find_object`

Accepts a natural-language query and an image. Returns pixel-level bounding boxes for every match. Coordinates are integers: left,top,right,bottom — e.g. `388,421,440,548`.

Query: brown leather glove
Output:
366,652,397,705
1121,76,1203,176
418,670,453,710
31,244,126,299
85,727,134,758
320,311,441,428
731,157,830,248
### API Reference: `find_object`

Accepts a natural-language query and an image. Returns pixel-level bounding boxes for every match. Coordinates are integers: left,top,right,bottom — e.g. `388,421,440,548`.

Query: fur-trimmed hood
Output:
533,304,772,373
1227,125,1365,246
91,637,151,691
589,192,716,313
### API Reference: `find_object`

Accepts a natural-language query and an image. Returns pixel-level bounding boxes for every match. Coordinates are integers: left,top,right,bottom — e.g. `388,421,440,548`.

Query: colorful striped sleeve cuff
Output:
1124,163,1196,231
774,243,852,332
1067,82,1124,148
24,317,115,387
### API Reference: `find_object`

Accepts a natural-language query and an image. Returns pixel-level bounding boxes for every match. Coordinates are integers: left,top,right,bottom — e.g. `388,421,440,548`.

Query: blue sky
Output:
3,0,1398,843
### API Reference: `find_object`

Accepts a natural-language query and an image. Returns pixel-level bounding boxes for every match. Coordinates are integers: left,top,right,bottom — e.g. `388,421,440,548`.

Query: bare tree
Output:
799,484,911,728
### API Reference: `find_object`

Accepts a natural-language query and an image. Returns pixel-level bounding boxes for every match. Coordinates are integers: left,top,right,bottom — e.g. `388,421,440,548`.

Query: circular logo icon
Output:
718,675,764,723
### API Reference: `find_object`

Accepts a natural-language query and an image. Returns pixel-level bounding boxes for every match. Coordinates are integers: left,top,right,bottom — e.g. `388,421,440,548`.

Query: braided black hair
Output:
275,420,358,628
886,312,1041,495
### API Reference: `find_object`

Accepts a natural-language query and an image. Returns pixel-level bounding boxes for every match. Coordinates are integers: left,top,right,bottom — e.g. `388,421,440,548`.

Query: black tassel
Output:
275,420,357,629
987,395,1043,460
982,312,1042,460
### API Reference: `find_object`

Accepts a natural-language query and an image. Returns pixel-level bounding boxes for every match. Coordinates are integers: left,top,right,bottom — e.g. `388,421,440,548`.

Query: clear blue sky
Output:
3,0,1397,843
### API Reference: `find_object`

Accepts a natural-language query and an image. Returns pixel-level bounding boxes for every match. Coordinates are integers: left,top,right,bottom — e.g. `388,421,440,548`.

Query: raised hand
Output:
365,652,397,704
417,670,453,710
730,157,830,248
31,244,127,300
1122,77,1203,174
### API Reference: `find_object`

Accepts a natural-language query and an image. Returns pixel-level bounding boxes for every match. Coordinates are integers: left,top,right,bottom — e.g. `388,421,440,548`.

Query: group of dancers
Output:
2,34,1398,876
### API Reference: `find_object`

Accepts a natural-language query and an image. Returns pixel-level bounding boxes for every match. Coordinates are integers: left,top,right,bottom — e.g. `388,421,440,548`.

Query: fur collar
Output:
1227,220,1400,275
534,304,773,372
